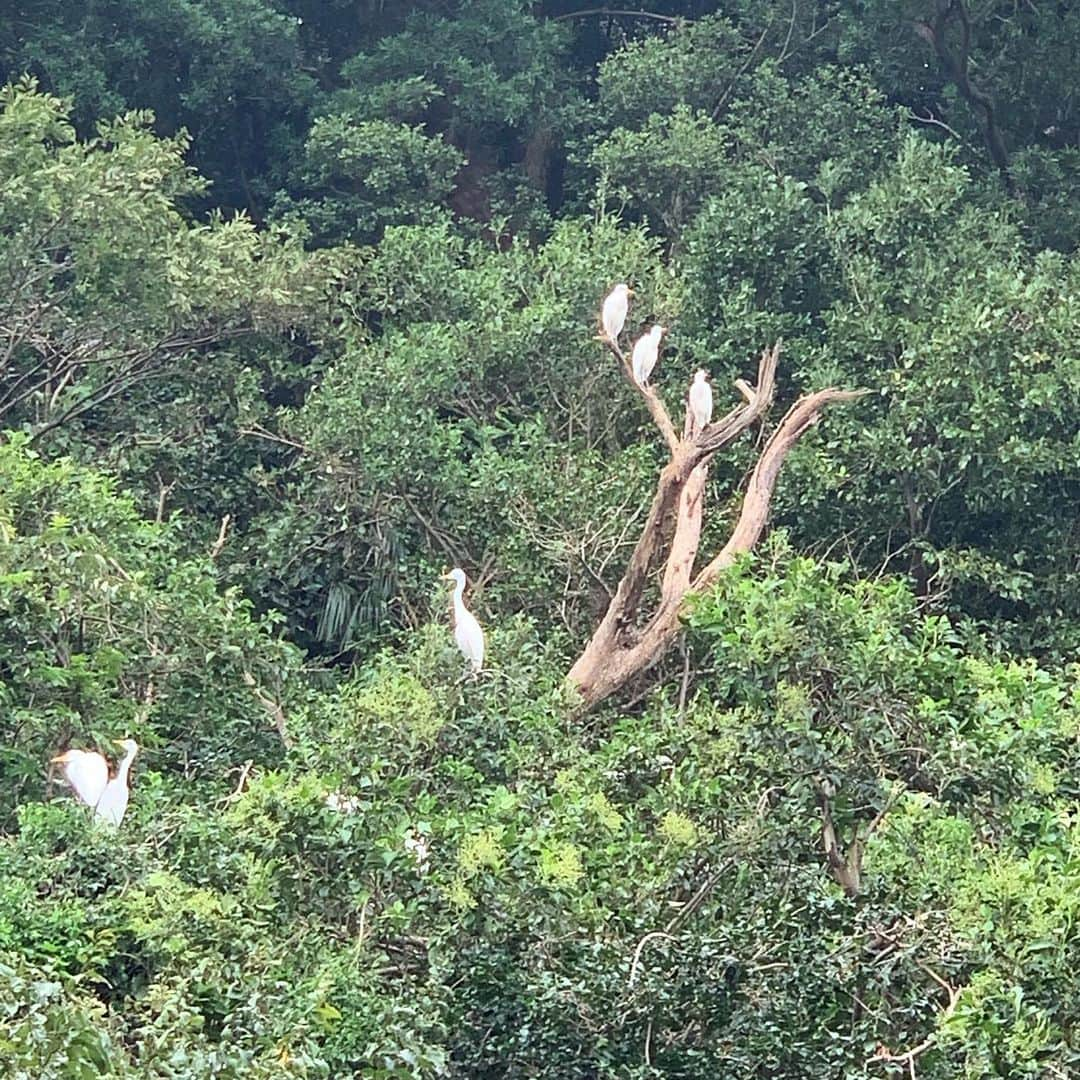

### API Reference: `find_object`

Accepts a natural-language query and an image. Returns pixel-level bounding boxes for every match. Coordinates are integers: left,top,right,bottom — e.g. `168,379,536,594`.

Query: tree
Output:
0,80,338,447
0,0,318,213
0,435,299,827
566,338,861,708
3,5,1080,1076
271,115,465,245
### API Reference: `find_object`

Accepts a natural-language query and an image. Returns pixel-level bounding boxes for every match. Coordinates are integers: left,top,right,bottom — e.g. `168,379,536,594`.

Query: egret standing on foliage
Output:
631,324,666,387
51,738,139,826
689,369,713,434
600,283,632,345
443,568,485,675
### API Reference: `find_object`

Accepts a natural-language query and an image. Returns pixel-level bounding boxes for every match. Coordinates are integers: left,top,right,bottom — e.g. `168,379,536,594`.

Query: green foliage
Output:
3,5,1080,1076
0,955,125,1079
787,136,1080,654
0,79,340,442
591,104,731,235
273,116,465,245
596,14,748,126
682,169,830,356
4,527,1078,1075
334,0,575,139
0,437,299,825
245,213,674,649
0,0,316,212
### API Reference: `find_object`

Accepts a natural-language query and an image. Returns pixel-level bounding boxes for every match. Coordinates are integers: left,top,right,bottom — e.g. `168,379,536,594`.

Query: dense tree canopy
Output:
2,2,1078,1076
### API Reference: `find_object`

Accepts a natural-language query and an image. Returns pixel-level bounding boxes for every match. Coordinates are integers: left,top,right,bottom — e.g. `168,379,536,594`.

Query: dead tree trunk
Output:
566,339,861,711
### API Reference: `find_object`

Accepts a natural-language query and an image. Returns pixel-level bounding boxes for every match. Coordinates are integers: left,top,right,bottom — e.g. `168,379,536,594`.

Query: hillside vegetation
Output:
1,2,1079,1076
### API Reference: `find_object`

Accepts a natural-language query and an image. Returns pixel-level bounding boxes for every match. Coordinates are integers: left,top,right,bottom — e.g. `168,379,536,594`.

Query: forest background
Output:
1,1,1079,1076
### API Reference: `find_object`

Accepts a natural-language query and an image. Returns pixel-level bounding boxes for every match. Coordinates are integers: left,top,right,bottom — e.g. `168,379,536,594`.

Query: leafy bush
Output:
3,7,1080,1075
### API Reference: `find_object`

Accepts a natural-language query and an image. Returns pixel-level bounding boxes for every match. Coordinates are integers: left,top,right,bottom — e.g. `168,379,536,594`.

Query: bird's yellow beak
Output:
50,752,70,764
113,739,127,748
440,571,453,581
628,288,636,296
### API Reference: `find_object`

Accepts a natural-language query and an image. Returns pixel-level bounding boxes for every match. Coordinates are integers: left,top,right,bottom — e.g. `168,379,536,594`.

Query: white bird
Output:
688,368,713,433
631,324,666,386
325,792,362,814
404,828,431,874
442,567,485,675
51,738,139,826
600,283,632,344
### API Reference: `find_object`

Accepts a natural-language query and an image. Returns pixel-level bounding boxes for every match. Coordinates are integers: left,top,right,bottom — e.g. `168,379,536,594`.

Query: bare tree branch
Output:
913,0,1013,189
868,964,961,1073
567,340,863,711
552,8,687,25
692,386,867,590
209,514,232,560
604,337,680,452
242,669,292,749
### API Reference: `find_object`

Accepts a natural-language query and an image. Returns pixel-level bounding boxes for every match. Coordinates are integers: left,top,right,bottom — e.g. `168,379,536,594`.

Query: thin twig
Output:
907,107,965,143
553,7,686,24
676,634,692,723
242,670,293,748
868,967,961,1072
209,514,232,560
155,474,176,524
238,424,308,451
713,19,773,119
603,337,679,453
224,760,253,803
628,931,676,987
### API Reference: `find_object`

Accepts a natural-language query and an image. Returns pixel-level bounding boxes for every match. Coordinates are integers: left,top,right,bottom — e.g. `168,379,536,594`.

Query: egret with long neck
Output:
442,568,485,675
51,738,139,826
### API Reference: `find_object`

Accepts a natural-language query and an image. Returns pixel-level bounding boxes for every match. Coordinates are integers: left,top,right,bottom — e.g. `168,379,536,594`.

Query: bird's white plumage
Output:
600,283,630,344
52,738,138,826
631,325,665,386
325,792,362,814
689,369,713,433
95,739,138,826
53,749,109,809
444,567,485,674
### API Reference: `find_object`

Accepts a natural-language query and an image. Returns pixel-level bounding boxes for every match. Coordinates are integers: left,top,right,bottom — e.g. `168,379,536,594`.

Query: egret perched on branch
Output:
442,568,485,675
689,369,713,433
51,739,139,826
600,283,632,344
631,325,666,387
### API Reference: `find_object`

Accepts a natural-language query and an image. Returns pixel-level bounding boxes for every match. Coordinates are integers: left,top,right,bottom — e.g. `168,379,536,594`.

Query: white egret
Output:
688,368,713,433
442,567,485,675
600,283,632,344
325,792,361,814
631,324,666,387
404,828,431,874
51,738,139,826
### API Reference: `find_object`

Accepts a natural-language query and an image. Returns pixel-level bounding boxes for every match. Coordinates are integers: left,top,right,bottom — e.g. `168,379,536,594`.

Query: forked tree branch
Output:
567,338,861,711
913,0,1012,188
693,385,866,590
588,342,781,641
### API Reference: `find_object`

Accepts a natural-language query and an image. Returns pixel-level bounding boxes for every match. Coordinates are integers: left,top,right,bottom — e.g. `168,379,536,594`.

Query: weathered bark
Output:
566,339,862,711
818,785,899,898
819,790,863,898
